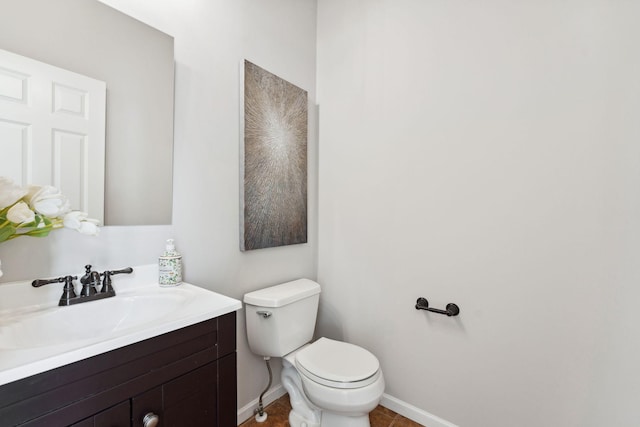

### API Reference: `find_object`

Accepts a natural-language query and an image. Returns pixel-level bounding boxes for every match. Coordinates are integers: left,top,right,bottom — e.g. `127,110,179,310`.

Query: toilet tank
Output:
244,279,321,357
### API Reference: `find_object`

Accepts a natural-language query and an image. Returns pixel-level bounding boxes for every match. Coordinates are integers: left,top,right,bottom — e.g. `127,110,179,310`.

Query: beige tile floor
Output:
239,394,424,427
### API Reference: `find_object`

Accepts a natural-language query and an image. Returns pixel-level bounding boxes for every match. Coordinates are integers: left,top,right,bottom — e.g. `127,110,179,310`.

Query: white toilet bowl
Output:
243,279,385,427
282,338,385,427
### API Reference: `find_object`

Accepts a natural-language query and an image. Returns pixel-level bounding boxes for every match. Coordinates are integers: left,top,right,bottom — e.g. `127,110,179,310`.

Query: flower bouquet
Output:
0,176,99,243
0,177,100,278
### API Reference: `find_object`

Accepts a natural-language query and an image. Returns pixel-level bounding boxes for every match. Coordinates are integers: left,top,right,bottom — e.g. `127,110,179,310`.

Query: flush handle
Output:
256,311,272,318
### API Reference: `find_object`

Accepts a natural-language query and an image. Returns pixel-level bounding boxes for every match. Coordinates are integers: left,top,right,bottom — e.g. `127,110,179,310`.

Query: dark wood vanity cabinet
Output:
70,401,130,427
0,312,237,427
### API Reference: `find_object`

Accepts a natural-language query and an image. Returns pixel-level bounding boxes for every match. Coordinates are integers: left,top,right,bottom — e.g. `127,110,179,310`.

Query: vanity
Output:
0,265,242,426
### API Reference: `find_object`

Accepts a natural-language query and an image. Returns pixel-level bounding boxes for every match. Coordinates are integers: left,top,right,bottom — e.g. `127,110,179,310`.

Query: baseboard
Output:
237,387,456,427
237,384,287,425
380,393,458,427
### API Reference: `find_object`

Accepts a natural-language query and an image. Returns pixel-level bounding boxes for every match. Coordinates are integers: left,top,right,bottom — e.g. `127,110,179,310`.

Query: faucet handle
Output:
60,275,78,302
107,267,134,276
101,271,114,293
32,276,66,287
99,267,132,294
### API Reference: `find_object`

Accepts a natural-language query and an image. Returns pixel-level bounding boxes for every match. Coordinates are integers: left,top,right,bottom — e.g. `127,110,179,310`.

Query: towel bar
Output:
415,297,460,317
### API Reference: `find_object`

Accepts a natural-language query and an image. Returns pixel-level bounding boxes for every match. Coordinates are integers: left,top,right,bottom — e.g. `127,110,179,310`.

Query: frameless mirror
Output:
0,0,174,225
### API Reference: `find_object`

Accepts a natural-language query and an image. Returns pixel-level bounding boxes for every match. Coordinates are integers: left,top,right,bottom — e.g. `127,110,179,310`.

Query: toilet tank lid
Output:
243,279,321,308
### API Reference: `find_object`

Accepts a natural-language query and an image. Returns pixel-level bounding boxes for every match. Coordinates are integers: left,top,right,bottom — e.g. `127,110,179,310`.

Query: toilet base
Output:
320,411,371,427
288,407,372,427
282,354,381,427
289,409,320,427
282,361,322,427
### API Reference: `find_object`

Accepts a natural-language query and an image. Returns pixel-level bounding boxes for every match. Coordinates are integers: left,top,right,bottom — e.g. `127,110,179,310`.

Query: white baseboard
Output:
237,384,287,425
380,394,458,427
237,387,456,427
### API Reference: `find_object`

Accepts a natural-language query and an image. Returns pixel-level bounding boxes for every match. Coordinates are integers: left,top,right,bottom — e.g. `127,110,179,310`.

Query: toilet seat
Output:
295,337,380,389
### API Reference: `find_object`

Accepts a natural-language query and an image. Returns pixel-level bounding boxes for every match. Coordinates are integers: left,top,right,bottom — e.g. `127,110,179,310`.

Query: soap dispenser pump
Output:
159,239,182,286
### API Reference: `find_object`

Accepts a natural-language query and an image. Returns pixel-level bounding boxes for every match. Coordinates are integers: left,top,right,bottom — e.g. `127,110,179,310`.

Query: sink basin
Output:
0,290,190,349
0,264,242,386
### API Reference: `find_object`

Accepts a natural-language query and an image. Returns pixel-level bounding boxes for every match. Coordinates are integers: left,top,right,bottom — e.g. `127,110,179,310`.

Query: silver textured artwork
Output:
240,60,308,251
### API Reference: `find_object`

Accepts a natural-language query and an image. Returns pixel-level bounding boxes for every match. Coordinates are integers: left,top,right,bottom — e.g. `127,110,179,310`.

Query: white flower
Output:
7,201,35,224
63,211,100,236
0,177,27,210
1,177,100,243
62,211,84,229
78,220,100,236
25,185,71,218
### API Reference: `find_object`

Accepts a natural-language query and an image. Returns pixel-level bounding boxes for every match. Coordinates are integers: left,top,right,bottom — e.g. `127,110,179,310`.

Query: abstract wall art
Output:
240,60,308,251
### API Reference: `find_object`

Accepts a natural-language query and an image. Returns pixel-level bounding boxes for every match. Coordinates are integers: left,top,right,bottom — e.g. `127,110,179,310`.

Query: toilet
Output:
244,279,385,427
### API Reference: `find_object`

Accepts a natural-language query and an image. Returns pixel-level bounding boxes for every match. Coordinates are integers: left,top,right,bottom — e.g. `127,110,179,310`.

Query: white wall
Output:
316,1,640,426
0,226,171,282
0,0,318,419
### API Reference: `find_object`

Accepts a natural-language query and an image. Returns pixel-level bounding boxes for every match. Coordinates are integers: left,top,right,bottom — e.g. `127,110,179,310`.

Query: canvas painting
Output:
240,60,308,251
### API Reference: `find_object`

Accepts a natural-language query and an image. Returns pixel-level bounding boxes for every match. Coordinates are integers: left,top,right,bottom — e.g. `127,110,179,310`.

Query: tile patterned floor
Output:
239,394,424,427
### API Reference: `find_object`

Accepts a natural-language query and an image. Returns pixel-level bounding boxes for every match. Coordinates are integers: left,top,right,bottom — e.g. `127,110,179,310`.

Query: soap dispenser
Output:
159,239,182,286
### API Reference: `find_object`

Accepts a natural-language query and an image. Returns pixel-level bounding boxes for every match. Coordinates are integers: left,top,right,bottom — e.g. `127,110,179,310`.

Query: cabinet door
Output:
70,401,130,427
163,362,217,426
217,353,237,427
132,362,218,427
132,386,162,427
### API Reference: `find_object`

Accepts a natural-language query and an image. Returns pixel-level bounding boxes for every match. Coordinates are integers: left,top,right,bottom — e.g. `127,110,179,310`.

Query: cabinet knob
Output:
143,412,159,427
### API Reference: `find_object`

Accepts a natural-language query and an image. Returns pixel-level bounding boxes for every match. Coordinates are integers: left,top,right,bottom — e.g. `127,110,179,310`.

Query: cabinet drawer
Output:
71,401,130,427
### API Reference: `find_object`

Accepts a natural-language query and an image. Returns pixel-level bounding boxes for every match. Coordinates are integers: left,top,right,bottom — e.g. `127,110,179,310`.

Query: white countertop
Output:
0,264,242,386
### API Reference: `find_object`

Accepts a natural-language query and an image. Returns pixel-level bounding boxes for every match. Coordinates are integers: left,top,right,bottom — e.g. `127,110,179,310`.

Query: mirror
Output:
0,0,174,225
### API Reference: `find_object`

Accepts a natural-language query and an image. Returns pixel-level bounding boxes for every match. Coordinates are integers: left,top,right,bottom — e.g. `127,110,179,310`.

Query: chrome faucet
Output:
32,265,133,306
